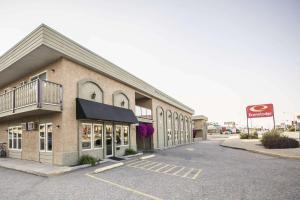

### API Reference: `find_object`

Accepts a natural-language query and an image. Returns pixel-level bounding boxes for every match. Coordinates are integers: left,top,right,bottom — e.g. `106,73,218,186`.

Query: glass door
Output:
105,124,113,157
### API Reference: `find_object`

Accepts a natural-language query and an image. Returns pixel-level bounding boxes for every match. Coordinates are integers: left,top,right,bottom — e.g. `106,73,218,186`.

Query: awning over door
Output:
76,98,138,124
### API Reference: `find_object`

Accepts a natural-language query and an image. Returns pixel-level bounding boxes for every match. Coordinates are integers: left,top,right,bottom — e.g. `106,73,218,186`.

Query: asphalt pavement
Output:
0,140,299,200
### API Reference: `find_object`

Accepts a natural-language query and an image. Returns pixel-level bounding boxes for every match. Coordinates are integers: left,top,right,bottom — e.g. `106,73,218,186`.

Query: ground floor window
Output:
174,130,178,142
8,126,22,150
81,123,103,150
39,123,53,152
167,129,172,143
115,125,130,146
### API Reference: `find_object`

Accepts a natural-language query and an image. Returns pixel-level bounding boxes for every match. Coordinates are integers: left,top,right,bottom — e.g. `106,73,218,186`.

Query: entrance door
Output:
105,124,113,157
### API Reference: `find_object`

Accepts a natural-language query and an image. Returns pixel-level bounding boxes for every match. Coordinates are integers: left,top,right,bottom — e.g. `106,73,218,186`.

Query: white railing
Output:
0,79,63,114
135,105,152,119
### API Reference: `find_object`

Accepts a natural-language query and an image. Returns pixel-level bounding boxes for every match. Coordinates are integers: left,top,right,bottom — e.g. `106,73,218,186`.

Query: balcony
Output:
0,79,63,119
135,105,152,123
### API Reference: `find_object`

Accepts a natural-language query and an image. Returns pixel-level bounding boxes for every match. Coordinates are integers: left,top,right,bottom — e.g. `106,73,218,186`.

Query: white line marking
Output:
182,168,194,178
172,167,185,175
155,164,170,172
192,169,202,179
127,160,146,167
147,163,163,170
132,161,151,167
141,162,158,169
86,173,162,200
94,163,124,173
163,165,177,173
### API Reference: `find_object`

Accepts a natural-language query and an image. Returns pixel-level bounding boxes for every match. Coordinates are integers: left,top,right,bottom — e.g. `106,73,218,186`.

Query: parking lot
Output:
0,140,300,200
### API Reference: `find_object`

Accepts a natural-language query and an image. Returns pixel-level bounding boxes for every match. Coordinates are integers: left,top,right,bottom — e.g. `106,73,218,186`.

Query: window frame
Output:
30,71,48,82
7,126,22,151
39,123,53,153
93,123,103,149
81,123,104,151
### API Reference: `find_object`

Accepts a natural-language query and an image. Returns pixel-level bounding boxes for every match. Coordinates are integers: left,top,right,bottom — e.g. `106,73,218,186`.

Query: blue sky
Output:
0,0,299,128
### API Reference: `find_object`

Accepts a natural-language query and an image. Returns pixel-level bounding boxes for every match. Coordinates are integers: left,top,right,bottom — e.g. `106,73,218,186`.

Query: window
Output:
114,125,130,146
123,126,129,145
39,123,53,152
115,126,122,146
93,124,103,148
82,124,92,150
82,123,103,150
31,72,47,81
8,126,22,150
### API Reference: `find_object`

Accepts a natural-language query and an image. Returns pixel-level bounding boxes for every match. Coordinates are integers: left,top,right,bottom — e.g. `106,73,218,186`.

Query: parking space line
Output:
182,168,194,178
147,163,163,170
155,164,170,172
172,167,185,175
192,169,202,179
142,162,158,169
86,173,162,200
163,165,177,173
132,161,152,167
126,160,145,166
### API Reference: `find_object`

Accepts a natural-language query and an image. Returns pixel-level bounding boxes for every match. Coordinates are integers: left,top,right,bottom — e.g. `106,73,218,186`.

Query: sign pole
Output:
272,114,275,130
247,116,249,135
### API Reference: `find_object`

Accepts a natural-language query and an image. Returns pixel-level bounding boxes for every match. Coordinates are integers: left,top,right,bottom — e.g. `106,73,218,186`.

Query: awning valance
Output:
76,98,138,124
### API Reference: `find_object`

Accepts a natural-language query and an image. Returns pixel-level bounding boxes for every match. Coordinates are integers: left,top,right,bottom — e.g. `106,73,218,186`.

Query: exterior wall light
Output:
121,100,125,107
91,92,96,100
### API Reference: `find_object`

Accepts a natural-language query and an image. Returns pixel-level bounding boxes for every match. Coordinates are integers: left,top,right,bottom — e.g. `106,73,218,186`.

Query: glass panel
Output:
40,139,45,151
8,130,12,148
105,125,113,156
18,133,22,149
47,132,52,151
115,126,122,146
47,124,52,151
13,133,17,149
93,124,103,148
82,124,92,149
123,126,129,145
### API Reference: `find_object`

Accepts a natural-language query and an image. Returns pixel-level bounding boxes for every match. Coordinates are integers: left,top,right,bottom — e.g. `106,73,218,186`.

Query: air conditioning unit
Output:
27,122,38,131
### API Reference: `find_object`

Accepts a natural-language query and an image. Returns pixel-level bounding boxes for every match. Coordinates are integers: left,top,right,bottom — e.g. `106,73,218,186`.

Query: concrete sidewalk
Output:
221,138,300,160
0,158,92,176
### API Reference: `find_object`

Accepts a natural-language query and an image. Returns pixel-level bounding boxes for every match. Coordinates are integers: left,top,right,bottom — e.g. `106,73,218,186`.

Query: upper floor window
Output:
31,72,47,81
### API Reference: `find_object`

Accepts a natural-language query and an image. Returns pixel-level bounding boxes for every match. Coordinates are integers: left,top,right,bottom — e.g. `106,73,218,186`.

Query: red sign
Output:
246,104,274,118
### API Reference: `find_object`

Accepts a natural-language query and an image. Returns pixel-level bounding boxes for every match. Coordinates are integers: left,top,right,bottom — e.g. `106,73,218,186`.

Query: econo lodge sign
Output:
246,104,274,118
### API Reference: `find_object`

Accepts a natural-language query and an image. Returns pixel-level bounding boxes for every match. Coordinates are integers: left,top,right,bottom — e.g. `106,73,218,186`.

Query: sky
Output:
0,0,299,128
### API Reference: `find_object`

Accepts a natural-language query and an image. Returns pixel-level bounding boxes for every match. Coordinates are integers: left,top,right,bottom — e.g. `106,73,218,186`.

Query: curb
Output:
140,155,155,160
94,162,124,173
220,144,300,160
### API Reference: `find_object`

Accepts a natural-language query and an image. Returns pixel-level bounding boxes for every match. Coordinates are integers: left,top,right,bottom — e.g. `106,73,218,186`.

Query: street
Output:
0,140,299,200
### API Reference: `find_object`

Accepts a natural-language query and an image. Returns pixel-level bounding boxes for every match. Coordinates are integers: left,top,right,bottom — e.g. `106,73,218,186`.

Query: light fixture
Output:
91,92,96,99
121,100,125,107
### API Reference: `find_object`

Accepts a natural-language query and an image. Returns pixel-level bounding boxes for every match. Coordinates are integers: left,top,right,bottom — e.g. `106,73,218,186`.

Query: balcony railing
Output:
135,105,152,119
0,79,63,116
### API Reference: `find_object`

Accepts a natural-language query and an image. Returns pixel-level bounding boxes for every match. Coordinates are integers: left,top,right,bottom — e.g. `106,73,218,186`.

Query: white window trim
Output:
115,125,123,147
115,124,130,147
30,71,48,81
93,123,104,149
82,123,104,151
8,126,22,151
39,123,53,153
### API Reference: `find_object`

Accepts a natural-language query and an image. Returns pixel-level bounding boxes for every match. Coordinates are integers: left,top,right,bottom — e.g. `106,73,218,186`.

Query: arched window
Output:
78,79,103,103
113,91,130,109
156,106,165,148
166,110,173,146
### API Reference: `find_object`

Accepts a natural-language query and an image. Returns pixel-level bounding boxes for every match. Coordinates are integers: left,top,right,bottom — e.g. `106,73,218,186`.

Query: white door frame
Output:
105,124,113,157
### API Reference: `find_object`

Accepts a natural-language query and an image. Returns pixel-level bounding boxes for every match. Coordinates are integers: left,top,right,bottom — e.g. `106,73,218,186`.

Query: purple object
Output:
146,124,154,137
137,124,147,138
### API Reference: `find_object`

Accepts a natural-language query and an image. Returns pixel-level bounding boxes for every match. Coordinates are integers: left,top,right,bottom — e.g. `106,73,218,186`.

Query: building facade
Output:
0,24,194,166
192,115,208,140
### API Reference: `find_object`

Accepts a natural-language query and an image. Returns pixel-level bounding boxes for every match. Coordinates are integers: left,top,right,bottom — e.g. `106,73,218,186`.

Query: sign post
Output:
246,104,275,133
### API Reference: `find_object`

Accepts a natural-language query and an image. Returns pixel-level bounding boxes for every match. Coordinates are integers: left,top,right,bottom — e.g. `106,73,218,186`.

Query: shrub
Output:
240,132,258,139
261,131,299,149
124,148,137,156
79,155,97,166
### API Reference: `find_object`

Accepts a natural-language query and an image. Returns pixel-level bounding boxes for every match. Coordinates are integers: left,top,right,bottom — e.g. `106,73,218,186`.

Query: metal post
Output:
247,117,249,135
273,114,275,130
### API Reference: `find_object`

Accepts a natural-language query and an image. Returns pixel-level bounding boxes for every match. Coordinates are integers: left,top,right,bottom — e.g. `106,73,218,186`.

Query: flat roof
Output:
0,24,194,114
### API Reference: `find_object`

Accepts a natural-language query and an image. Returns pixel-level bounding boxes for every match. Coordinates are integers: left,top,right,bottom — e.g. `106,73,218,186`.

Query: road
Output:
0,139,299,200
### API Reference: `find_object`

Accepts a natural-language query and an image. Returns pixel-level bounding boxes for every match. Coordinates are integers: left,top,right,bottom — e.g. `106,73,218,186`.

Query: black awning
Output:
76,98,138,124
